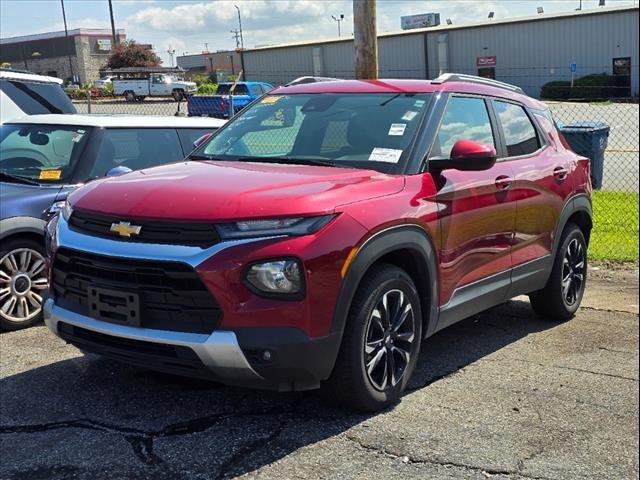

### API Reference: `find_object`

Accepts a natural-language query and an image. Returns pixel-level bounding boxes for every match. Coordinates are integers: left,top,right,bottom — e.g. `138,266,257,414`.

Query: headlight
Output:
216,215,335,240
246,259,303,296
46,199,73,221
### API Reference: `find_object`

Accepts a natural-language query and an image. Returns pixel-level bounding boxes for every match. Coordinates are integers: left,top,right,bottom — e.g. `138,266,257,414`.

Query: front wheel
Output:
172,90,185,102
0,238,49,331
529,223,587,321
323,264,422,411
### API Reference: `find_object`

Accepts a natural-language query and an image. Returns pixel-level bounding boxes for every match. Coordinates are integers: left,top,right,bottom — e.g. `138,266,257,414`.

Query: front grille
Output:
57,322,215,379
52,248,222,334
68,210,220,247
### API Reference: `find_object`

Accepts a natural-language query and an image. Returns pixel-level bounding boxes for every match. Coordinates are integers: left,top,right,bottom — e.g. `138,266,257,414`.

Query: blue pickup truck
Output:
187,81,274,118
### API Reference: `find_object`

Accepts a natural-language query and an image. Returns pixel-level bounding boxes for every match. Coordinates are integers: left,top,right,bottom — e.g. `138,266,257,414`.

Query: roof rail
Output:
285,76,341,86
432,73,524,94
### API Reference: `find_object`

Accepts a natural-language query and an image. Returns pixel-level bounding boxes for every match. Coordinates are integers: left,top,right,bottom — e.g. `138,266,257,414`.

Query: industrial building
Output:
237,5,638,98
177,50,243,81
0,28,126,84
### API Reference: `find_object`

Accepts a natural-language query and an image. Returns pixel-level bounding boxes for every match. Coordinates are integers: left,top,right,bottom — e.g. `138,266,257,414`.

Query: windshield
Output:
199,93,430,173
0,124,91,183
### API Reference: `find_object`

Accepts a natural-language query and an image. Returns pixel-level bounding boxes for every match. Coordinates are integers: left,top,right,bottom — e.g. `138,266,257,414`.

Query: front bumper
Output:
44,298,339,391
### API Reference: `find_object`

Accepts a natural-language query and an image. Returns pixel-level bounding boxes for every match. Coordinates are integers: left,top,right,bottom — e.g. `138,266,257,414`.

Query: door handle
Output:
553,166,569,181
495,175,513,191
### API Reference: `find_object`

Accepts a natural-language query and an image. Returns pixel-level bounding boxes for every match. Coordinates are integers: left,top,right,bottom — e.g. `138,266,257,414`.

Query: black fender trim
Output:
552,194,592,259
0,216,46,241
331,224,439,352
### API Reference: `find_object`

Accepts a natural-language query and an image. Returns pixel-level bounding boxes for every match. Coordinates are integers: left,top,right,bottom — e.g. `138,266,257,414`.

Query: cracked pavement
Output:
1,265,638,480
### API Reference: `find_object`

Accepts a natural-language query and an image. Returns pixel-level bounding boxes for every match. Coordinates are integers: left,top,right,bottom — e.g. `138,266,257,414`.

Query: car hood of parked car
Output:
0,182,65,221
68,160,405,221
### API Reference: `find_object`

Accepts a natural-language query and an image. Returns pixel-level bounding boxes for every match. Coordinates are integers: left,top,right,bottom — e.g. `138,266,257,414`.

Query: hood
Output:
69,161,404,221
0,182,63,220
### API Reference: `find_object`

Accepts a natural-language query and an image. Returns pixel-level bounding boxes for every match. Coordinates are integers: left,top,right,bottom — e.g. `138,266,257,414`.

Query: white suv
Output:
0,69,76,123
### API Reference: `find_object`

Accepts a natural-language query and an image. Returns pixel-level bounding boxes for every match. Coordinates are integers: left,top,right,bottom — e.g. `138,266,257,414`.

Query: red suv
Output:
43,74,592,411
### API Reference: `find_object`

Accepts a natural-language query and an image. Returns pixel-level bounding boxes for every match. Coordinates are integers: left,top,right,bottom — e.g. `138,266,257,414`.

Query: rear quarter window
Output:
494,101,540,157
0,79,76,115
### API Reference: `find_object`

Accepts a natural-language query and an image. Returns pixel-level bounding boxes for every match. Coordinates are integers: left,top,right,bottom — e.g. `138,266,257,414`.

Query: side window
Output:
494,101,540,157
431,97,495,158
89,128,183,178
249,85,263,96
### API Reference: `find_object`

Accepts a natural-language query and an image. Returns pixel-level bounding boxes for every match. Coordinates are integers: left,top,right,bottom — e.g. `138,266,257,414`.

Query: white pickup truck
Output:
113,74,197,102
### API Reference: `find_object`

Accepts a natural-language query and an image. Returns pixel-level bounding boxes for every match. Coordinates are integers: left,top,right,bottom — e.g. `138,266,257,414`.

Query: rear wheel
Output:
0,238,49,331
124,91,135,102
529,223,587,321
323,264,422,411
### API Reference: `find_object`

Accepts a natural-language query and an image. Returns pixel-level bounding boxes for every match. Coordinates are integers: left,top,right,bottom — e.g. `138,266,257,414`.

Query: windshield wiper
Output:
0,172,39,186
235,156,338,167
188,153,226,161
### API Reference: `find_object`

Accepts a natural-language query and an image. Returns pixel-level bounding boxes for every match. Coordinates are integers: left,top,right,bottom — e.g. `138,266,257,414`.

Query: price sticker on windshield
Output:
261,96,282,104
39,170,62,180
388,123,406,136
369,148,403,163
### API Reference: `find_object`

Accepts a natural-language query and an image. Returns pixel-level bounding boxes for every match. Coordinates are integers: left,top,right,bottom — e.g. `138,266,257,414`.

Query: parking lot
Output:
1,265,637,480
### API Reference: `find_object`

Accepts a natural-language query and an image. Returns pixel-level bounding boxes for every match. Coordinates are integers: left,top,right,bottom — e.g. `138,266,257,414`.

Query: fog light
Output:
246,259,302,295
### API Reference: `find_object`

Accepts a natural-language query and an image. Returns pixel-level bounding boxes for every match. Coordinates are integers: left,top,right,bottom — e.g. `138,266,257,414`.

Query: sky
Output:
0,0,637,65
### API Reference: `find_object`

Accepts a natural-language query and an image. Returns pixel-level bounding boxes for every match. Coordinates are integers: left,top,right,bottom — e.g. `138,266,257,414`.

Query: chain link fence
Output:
72,69,639,261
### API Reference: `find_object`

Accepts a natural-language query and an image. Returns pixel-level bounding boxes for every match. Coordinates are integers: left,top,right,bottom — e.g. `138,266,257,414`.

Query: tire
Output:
322,264,422,412
172,90,184,102
529,223,587,321
0,238,49,331
124,91,135,102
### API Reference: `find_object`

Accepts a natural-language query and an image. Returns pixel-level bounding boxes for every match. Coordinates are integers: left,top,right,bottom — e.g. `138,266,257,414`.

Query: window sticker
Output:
413,100,426,108
260,96,281,104
402,111,418,121
39,170,62,180
388,123,406,136
369,148,403,163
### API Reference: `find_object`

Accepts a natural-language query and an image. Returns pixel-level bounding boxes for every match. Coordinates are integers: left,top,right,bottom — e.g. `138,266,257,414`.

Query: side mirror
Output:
193,132,213,150
106,165,133,177
429,139,497,172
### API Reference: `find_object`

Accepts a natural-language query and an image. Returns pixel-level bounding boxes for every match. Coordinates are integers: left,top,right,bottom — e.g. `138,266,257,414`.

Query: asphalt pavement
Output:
1,265,638,480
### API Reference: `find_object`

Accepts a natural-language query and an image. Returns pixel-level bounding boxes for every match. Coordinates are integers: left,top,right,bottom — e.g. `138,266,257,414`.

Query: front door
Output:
429,96,516,316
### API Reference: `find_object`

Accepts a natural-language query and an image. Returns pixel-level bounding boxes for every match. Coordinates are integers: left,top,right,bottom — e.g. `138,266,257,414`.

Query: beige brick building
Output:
0,28,127,84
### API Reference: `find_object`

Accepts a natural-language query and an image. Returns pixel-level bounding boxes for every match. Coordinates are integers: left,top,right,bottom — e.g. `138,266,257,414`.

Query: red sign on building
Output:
476,56,497,67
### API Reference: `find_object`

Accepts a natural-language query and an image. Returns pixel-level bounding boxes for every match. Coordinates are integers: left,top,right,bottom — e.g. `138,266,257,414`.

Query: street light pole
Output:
234,5,245,79
60,0,75,82
332,14,345,37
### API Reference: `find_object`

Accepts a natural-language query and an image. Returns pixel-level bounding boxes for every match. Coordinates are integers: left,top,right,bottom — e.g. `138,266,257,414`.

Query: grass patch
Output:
590,190,639,262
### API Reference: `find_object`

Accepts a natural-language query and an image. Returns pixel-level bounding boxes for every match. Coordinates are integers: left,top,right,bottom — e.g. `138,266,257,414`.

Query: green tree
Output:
104,40,162,69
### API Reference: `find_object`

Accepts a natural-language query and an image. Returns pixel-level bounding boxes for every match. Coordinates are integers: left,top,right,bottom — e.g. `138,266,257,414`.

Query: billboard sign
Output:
476,56,497,67
96,39,112,52
401,13,441,30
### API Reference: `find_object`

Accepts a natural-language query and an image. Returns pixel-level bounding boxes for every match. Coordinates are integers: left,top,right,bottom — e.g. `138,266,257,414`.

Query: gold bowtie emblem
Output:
110,221,142,238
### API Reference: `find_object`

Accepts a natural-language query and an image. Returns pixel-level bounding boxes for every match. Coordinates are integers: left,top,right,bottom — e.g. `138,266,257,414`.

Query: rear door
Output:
492,100,571,281
430,95,516,315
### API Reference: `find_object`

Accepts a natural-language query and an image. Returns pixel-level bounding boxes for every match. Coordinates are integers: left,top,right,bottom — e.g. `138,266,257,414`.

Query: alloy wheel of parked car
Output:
0,242,48,330
562,238,586,306
323,264,422,411
530,223,588,321
365,289,416,391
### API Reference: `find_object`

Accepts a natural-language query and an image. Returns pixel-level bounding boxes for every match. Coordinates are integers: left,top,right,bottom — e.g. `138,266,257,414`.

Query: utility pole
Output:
108,0,118,47
353,0,378,79
60,0,75,82
231,29,241,49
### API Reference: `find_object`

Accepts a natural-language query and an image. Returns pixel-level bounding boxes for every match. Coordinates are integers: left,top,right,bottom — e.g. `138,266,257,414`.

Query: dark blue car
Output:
0,114,224,330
